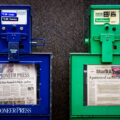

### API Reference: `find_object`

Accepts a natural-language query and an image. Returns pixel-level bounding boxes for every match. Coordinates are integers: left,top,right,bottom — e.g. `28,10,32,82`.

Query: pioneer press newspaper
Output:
0,64,37,105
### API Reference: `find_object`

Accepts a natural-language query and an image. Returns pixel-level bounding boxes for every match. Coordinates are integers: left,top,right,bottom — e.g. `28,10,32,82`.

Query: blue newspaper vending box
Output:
0,5,52,120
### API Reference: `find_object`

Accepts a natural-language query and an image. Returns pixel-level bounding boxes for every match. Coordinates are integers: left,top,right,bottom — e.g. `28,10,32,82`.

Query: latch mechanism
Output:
93,34,120,63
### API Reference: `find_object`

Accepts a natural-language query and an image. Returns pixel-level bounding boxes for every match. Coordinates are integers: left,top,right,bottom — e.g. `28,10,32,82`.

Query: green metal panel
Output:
71,117,120,120
90,5,120,9
85,5,120,62
89,5,120,53
70,53,120,120
70,5,120,120
90,9,120,54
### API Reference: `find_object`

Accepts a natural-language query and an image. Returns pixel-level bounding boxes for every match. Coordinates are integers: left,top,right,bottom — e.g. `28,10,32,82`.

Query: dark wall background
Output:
1,0,120,120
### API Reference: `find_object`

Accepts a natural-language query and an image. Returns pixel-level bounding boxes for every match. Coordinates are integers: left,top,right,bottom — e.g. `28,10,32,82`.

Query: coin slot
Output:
19,45,24,49
113,45,117,49
112,27,116,31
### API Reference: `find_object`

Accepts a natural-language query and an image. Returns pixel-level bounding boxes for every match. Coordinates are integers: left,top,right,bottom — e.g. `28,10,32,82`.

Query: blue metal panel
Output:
0,5,31,54
0,53,52,120
0,5,51,120
0,116,49,120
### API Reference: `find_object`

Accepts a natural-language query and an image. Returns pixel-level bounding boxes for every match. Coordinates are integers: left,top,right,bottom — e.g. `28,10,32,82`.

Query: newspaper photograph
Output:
87,65,120,106
0,64,37,105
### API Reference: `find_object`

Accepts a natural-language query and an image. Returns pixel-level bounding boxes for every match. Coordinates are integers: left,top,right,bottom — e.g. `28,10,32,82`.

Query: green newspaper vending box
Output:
70,5,120,120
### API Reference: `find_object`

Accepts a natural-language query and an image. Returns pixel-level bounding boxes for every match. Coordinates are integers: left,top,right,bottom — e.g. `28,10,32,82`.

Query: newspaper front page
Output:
0,64,37,105
87,65,120,106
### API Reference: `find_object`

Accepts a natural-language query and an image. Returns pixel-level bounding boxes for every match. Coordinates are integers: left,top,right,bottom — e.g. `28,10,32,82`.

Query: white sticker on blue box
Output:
1,10,27,25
